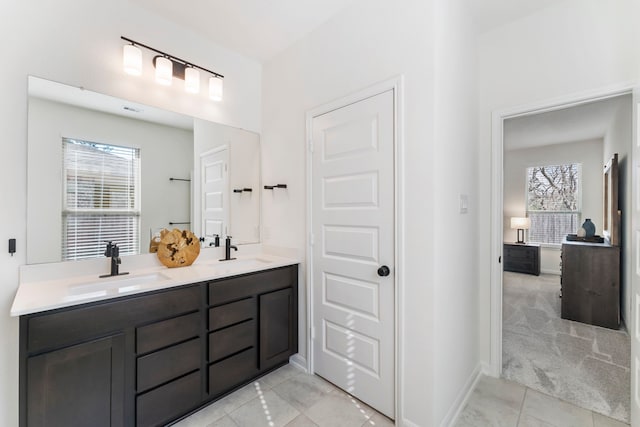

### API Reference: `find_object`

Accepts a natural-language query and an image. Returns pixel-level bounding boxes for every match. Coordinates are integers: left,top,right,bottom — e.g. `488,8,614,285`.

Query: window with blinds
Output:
526,163,581,245
62,138,140,260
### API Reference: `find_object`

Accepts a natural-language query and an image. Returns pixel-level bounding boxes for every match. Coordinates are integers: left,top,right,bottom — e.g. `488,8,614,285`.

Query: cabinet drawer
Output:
209,298,255,331
136,370,201,427
27,285,201,353
137,311,200,355
209,347,258,397
208,267,296,305
505,247,533,259
137,338,201,393
209,320,255,362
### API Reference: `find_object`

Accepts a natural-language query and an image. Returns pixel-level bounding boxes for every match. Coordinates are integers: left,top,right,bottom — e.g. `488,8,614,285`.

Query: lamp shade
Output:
209,76,223,101
510,217,531,229
184,67,200,93
123,44,142,76
155,56,173,86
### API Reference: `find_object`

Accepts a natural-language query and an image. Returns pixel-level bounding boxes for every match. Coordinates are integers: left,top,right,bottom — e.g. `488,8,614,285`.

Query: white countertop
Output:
11,250,299,316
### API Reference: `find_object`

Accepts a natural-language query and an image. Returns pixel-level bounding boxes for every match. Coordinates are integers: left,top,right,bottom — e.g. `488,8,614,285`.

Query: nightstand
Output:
503,243,540,275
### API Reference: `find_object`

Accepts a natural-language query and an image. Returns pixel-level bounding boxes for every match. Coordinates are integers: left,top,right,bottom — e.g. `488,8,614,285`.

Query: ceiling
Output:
504,95,631,151
130,0,561,62
130,0,358,62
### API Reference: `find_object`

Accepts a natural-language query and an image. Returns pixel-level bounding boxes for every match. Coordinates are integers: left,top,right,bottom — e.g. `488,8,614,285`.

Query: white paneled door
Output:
200,148,228,241
631,87,640,426
311,89,395,418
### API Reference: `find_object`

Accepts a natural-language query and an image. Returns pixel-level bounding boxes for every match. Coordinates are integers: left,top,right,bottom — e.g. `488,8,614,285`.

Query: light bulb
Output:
155,56,173,86
184,67,200,93
209,76,223,101
123,44,142,76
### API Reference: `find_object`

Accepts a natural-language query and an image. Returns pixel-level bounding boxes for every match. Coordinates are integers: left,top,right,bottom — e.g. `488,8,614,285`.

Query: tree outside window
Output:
526,163,581,245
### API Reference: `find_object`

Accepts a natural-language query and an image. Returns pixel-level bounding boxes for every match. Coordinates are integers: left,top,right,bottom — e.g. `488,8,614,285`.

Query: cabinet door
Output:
259,288,295,370
26,335,125,427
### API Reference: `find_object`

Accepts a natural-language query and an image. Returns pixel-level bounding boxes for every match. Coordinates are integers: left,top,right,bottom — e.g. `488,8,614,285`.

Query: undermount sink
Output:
207,257,273,272
67,272,170,296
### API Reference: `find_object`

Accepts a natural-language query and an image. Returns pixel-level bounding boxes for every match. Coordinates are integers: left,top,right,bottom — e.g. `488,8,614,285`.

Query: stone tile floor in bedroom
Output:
172,363,394,427
455,375,629,427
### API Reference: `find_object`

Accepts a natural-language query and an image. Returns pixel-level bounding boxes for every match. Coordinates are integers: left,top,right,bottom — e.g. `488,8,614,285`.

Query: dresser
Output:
561,241,620,329
503,243,540,276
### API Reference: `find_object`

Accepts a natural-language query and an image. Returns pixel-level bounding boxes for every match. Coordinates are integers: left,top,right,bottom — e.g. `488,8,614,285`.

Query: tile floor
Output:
172,364,394,427
173,363,631,427
455,375,629,427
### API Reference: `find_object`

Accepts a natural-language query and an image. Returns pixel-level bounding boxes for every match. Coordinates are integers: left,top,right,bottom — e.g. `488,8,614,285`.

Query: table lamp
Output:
510,217,531,244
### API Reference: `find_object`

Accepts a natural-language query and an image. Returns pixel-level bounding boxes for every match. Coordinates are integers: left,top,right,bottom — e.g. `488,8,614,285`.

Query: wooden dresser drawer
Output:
209,320,255,362
136,370,201,427
136,311,200,355
208,347,258,397
137,338,201,393
27,285,201,353
209,297,255,331
208,267,295,305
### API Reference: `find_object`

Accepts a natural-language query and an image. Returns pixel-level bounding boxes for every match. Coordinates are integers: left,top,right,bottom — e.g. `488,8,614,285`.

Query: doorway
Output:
306,79,403,420
491,88,636,424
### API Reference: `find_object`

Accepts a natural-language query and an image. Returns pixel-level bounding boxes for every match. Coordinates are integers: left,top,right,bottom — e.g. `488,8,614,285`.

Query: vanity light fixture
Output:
154,56,173,86
121,36,224,101
123,43,142,76
184,67,200,93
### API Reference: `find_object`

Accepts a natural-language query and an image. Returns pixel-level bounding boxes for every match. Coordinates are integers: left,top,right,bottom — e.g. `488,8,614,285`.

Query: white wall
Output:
432,0,480,424
603,97,633,325
477,0,640,366
1,1,261,424
27,97,193,263
261,0,479,424
504,139,604,275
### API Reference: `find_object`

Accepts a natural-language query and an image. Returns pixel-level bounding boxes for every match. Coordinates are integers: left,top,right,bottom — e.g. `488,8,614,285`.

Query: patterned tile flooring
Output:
455,375,629,427
502,272,630,423
172,364,394,427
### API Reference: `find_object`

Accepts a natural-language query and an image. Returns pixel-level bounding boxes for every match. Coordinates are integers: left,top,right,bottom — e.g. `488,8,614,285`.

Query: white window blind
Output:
62,138,140,260
526,163,581,245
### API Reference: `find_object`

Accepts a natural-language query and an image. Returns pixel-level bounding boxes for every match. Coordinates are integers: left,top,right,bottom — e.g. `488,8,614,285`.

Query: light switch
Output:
459,194,468,214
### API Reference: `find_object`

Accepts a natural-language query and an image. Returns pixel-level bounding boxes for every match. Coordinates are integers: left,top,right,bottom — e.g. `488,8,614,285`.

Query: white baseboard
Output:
439,364,483,427
289,354,308,373
481,361,497,377
540,269,561,276
400,418,420,427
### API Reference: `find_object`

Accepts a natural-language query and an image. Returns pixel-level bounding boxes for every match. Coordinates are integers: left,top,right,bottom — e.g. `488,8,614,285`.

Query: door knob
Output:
377,265,390,277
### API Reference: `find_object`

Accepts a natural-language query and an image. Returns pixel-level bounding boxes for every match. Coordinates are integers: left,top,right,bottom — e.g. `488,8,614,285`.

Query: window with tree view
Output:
526,163,581,245
62,138,140,260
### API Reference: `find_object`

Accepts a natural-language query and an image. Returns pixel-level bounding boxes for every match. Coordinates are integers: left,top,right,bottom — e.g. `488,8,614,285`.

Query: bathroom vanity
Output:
12,255,298,427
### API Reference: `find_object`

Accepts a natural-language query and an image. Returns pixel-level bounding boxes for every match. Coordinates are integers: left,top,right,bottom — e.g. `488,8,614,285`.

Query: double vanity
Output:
12,252,299,427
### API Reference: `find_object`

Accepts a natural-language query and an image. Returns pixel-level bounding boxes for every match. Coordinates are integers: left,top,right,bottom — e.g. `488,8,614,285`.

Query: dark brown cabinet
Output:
206,265,298,398
20,264,298,427
260,288,296,370
561,241,620,329
503,243,540,275
26,334,125,427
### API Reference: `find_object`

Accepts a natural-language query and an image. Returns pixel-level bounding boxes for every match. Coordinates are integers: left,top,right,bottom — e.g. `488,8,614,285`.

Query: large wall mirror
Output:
27,76,260,264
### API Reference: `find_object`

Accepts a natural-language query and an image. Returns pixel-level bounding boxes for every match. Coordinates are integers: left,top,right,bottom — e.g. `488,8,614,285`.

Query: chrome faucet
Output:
219,236,238,261
100,241,129,278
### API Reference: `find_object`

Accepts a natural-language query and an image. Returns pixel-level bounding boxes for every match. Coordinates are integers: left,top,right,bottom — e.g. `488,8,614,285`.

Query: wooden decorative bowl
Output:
156,228,201,268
